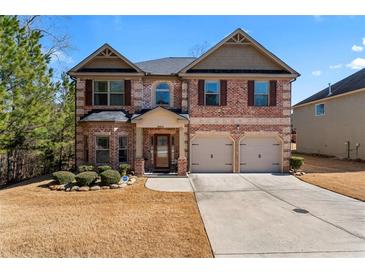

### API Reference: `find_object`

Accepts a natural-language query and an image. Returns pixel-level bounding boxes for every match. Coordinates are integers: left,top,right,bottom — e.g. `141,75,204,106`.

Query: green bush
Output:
75,171,98,186
119,163,130,176
100,170,121,185
97,165,112,174
52,171,75,185
78,165,94,173
290,156,304,171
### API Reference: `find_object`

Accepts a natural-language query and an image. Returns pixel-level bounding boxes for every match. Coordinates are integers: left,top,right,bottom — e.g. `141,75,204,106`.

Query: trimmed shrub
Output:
75,171,98,187
290,156,304,171
119,163,130,176
78,165,94,173
97,165,112,174
100,170,121,186
52,171,75,185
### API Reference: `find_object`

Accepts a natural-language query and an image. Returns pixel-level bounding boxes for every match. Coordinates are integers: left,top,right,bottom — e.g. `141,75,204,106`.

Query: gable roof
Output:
294,68,365,107
136,57,196,75
131,106,189,121
179,28,299,77
68,43,143,74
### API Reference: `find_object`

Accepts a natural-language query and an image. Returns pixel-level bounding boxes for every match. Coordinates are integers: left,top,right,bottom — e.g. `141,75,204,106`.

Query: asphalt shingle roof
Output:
135,57,196,75
295,68,365,106
80,111,128,122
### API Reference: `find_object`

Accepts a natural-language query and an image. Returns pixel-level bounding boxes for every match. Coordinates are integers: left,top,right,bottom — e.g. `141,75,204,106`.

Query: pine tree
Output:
0,16,56,182
45,73,75,171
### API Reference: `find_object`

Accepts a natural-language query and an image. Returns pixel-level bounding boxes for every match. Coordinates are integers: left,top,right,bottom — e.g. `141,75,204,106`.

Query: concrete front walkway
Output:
146,177,193,192
190,173,365,258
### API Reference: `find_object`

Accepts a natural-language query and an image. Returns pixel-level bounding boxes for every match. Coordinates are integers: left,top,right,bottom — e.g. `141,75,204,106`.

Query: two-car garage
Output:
191,134,282,173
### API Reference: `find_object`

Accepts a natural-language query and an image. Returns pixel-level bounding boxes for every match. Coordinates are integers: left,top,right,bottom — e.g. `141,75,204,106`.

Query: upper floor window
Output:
94,80,125,106
205,81,220,106
315,103,325,116
254,81,269,106
155,83,170,106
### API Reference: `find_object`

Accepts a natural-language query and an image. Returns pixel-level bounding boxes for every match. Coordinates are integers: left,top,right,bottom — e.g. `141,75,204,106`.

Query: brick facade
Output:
77,122,135,170
75,77,292,174
188,79,292,172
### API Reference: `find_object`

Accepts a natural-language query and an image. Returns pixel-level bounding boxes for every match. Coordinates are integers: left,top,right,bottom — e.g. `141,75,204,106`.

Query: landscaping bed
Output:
0,176,212,257
293,153,365,201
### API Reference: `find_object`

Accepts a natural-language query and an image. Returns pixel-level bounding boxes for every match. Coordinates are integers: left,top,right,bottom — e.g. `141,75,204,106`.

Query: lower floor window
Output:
119,136,128,163
96,136,109,164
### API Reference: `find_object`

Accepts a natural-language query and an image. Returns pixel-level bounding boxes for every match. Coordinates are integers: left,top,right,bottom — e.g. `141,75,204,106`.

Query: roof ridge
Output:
294,68,365,107
136,56,196,63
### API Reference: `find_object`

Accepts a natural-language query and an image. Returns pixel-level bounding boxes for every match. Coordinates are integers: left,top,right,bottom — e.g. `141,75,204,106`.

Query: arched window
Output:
155,82,170,106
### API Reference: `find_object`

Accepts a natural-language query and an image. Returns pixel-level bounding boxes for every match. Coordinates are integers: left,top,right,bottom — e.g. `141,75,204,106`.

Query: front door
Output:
154,134,170,170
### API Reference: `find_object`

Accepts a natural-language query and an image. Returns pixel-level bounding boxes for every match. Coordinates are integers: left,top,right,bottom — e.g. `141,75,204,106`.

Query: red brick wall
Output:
188,79,289,118
75,77,292,173
76,122,135,170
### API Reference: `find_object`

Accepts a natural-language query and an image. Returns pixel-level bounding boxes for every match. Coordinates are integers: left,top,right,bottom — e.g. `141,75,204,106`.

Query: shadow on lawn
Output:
293,153,365,174
0,174,52,191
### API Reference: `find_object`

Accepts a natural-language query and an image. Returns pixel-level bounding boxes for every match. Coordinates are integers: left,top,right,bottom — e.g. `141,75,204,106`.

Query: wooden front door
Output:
154,134,170,170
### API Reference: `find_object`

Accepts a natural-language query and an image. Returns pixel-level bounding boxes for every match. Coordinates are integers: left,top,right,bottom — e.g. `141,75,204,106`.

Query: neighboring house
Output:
293,68,365,160
68,28,299,176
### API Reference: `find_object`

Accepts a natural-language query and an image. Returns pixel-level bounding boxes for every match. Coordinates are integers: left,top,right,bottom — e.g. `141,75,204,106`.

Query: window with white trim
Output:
155,83,170,106
315,103,325,116
94,80,125,106
204,81,220,106
95,136,109,164
118,136,128,163
254,81,269,106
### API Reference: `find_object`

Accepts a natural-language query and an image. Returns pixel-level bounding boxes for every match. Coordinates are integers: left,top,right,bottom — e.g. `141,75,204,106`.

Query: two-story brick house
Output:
68,28,299,176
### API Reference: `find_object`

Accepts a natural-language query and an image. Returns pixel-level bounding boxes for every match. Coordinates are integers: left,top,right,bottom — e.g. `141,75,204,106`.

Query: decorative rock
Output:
65,187,71,192
90,185,101,191
118,183,127,188
110,184,119,189
49,185,59,191
127,178,136,185
71,186,80,192
57,184,66,191
101,186,110,190
79,186,90,191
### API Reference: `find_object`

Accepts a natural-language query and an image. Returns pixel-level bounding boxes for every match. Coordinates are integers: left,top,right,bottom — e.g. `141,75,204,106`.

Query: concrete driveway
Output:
190,174,365,257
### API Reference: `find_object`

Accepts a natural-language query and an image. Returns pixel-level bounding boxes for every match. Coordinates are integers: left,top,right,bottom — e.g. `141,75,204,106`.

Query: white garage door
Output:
191,135,233,173
240,136,282,173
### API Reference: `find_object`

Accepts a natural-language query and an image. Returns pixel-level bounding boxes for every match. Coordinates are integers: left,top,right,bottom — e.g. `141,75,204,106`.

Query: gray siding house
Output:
293,68,365,160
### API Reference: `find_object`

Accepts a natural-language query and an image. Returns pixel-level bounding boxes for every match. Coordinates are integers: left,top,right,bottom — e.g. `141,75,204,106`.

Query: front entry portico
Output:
131,107,189,176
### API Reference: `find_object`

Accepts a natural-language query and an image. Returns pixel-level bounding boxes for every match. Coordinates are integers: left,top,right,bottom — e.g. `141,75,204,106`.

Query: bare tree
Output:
189,41,209,57
19,16,74,77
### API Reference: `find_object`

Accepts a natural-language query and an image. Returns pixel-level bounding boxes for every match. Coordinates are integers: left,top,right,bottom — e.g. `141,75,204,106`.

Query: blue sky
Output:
44,16,365,104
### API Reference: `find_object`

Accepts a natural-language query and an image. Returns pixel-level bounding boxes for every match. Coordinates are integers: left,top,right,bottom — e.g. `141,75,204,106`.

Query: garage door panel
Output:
191,136,233,173
240,137,281,173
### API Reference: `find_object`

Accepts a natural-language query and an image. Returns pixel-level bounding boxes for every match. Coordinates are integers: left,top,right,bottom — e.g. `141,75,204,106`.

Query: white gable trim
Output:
178,28,299,77
68,43,143,73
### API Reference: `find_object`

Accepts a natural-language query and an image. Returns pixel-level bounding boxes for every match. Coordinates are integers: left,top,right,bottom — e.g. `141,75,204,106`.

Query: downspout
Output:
69,74,77,171
289,76,298,162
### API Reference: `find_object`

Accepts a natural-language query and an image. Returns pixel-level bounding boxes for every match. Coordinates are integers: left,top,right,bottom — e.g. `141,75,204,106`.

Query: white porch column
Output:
136,127,143,158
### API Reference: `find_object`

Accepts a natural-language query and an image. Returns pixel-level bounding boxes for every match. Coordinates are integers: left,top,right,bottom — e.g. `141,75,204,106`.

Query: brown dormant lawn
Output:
0,177,212,258
294,153,365,201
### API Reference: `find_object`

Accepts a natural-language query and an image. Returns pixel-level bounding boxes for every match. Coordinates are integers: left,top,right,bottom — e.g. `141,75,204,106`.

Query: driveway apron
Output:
190,173,365,257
